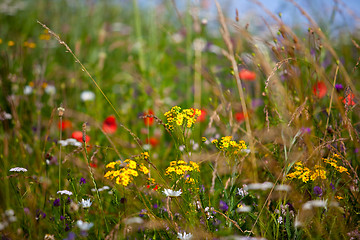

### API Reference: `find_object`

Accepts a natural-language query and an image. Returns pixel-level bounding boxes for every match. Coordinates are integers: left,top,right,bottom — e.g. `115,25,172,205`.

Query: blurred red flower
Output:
239,69,256,81
143,109,154,126
102,115,117,134
342,93,356,106
71,131,90,143
235,112,248,123
90,162,97,168
146,137,160,147
312,81,327,98
58,119,72,130
197,109,207,122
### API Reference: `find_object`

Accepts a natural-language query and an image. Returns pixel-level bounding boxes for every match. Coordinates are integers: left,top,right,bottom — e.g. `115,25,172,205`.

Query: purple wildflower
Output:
153,204,158,209
335,84,344,91
219,200,228,212
300,127,311,134
60,215,65,221
79,177,86,185
53,198,60,207
330,183,335,191
313,186,323,197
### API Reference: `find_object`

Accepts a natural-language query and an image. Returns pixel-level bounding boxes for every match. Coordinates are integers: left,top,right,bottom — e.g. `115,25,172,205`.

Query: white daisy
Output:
76,220,94,231
177,232,192,240
79,199,92,208
80,91,95,102
163,189,182,197
57,190,73,196
9,167,27,172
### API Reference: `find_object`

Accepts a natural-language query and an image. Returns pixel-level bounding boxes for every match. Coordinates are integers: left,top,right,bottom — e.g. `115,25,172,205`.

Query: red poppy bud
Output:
102,115,117,134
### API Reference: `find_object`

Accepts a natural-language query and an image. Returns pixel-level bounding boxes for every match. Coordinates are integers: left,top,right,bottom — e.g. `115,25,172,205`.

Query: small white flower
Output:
58,138,82,147
0,112,12,120
275,184,291,192
44,85,56,95
0,222,6,231
236,204,252,213
171,33,184,43
192,38,206,52
179,145,185,151
163,188,182,197
303,200,327,210
5,209,14,216
237,186,248,197
245,182,274,191
80,91,95,102
143,144,151,150
24,85,33,95
79,199,92,208
76,220,94,231
124,216,144,225
177,232,192,240
9,167,27,172
57,190,73,196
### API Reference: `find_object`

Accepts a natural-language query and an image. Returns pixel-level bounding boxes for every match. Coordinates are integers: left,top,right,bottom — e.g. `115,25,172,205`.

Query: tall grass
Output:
0,0,359,239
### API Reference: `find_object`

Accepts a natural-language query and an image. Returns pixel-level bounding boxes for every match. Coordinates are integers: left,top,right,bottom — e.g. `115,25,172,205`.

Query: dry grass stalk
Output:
215,0,257,181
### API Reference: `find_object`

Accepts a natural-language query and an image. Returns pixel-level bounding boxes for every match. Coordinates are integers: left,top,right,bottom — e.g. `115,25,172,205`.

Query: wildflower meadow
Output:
0,0,360,239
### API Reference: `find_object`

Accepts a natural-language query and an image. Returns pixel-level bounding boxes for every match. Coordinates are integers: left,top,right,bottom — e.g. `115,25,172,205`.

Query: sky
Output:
138,0,360,31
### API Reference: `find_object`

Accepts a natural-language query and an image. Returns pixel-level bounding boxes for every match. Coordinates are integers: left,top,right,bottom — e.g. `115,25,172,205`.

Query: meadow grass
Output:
0,0,359,239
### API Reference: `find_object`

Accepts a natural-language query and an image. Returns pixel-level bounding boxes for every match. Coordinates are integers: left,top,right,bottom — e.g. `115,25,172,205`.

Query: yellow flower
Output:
335,196,343,200
106,161,118,169
0,38,2,44
139,164,149,174
8,41,14,47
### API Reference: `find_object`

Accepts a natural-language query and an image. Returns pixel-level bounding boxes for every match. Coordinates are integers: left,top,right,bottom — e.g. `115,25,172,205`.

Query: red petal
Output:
102,115,117,134
71,131,90,143
235,112,247,123
312,81,327,98
239,69,256,81
58,119,72,130
144,109,154,126
197,109,207,122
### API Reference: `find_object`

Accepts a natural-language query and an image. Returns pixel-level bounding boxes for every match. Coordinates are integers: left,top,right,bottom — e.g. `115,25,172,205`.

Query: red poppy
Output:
153,185,158,191
235,112,248,123
58,119,72,130
239,69,256,81
312,81,327,98
197,109,207,122
71,131,90,143
143,109,154,126
102,115,117,134
146,137,160,147
90,162,97,168
342,93,356,106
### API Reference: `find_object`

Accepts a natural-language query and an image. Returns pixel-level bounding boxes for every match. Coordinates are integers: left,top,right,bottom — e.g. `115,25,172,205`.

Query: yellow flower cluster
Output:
165,160,200,176
104,156,149,186
39,30,51,41
322,154,349,174
211,136,247,154
24,41,36,48
164,106,201,131
287,162,326,183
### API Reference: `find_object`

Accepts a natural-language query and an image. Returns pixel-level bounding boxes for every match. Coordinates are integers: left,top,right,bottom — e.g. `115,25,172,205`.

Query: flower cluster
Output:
322,154,349,174
104,155,149,186
165,160,200,176
287,162,326,183
287,154,349,183
211,136,247,154
164,106,201,131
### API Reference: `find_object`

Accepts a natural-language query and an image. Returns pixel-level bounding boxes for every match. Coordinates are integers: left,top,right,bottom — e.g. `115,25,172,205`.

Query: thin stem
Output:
59,116,62,192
